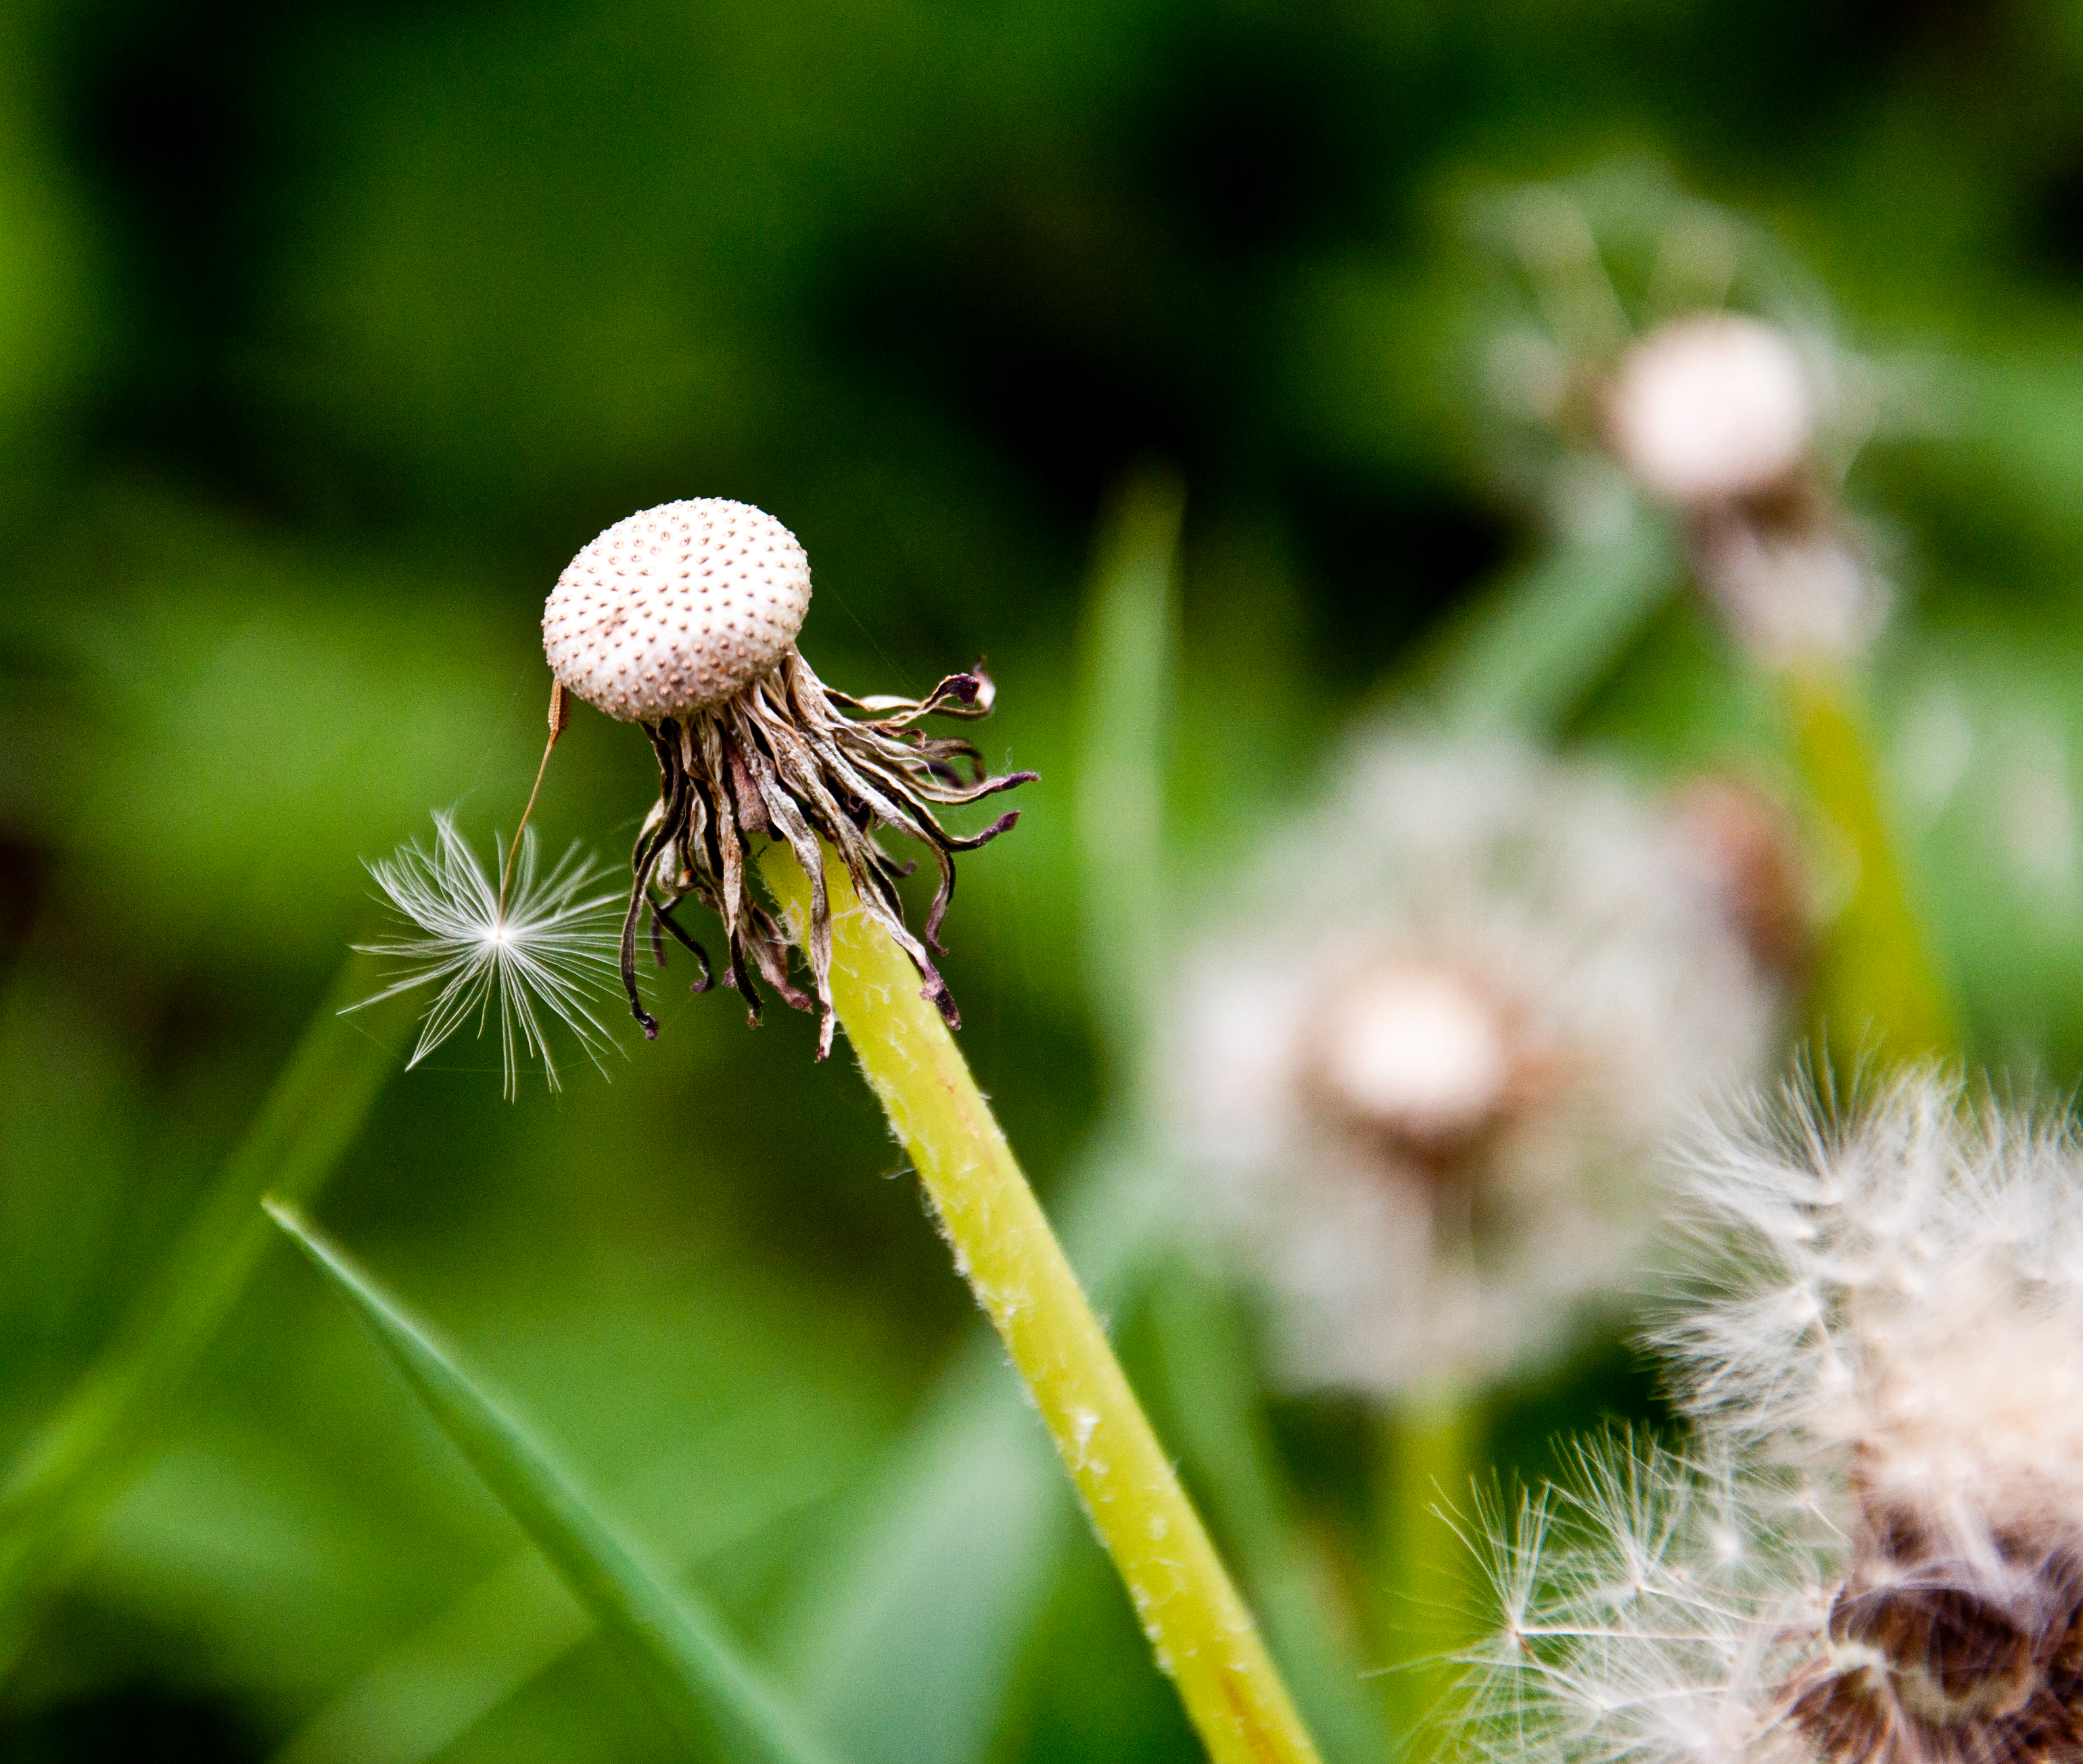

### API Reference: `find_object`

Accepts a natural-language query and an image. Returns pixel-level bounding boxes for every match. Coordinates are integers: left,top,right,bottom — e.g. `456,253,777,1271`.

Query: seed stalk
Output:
757,838,1323,1764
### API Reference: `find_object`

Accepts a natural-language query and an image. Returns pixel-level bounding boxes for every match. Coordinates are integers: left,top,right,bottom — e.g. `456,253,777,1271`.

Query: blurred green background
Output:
7,0,2083,1758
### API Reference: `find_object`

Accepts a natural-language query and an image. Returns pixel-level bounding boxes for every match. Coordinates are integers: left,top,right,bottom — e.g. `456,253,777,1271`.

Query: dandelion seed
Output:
539,497,1035,1058
1172,734,1785,1400
350,811,624,1099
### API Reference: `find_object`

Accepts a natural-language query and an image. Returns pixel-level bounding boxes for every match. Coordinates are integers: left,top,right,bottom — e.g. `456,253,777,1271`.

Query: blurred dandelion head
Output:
1606,314,1815,507
1476,177,1892,670
1173,735,1783,1399
540,498,1035,1058
1472,1075,2083,1764
350,812,624,1099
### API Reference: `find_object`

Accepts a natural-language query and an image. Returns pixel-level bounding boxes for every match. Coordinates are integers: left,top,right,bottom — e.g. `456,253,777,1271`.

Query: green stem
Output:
1781,663,1957,1065
1370,1391,1478,1757
757,839,1324,1764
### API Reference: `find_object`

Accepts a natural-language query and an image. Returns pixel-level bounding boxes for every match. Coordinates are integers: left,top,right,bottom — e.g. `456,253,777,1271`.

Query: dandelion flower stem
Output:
1780,662,1957,1063
757,837,1324,1764
1372,1388,1478,1753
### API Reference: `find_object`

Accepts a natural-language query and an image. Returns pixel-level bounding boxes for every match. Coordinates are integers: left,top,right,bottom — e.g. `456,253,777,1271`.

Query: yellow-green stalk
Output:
1372,1389,1478,1753
1780,662,1957,1064
757,838,1323,1764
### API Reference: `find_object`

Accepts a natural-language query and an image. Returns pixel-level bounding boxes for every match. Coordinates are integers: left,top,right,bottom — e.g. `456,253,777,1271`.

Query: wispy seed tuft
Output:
350,811,624,1099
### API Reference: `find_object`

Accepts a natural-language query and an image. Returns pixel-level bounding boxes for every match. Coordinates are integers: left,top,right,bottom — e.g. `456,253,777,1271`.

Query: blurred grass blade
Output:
273,1429,841,1764
780,1354,1069,1764
267,1203,847,1764
770,473,1188,1764
1782,663,1959,1064
770,1138,1173,1764
1145,1262,1384,1764
1077,461,1184,1071
0,952,407,1667
1408,499,1682,737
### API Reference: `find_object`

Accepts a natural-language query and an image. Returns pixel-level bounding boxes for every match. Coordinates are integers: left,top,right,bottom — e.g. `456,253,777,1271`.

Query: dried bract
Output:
542,498,1034,1057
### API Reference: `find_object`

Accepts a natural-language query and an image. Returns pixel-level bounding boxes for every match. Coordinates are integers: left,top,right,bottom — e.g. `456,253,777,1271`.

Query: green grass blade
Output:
266,1203,847,1764
0,952,408,1665
780,1353,1070,1764
1077,463,1185,1071
1409,501,1683,737
272,1429,840,1764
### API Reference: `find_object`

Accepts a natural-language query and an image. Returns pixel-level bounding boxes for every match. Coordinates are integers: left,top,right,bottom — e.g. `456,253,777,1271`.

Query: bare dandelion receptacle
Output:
542,498,1035,1056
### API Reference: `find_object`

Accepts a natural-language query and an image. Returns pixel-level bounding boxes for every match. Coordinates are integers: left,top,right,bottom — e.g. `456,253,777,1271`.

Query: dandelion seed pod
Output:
542,498,814,722
1606,314,1815,507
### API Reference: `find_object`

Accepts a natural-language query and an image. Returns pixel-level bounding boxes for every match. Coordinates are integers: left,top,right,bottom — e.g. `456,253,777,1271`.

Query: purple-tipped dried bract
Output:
350,812,624,1099
542,497,1035,1057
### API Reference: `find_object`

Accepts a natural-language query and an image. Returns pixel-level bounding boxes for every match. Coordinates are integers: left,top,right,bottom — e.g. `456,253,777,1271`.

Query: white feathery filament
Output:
351,811,624,1099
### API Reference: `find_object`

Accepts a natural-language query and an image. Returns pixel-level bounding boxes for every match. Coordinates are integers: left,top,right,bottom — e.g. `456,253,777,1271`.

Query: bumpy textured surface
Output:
542,499,813,721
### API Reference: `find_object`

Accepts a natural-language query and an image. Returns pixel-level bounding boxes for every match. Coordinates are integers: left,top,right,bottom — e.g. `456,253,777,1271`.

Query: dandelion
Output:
539,496,1035,1057
1480,181,1890,670
1605,314,1817,509
350,810,624,1098
1468,1071,2083,1764
1463,1435,1840,1764
1173,734,1783,1399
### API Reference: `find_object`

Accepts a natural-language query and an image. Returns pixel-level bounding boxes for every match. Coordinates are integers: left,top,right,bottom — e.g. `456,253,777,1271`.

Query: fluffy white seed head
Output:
1461,1437,1841,1764
1172,735,1783,1399
1468,1075,2083,1764
1691,511,1889,668
1664,1071,2083,1524
1607,315,1815,507
542,498,812,722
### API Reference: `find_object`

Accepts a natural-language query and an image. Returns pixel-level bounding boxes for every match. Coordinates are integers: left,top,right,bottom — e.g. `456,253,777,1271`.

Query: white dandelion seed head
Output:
1171,734,1784,1399
1664,1070,2083,1530
350,811,624,1100
542,498,813,722
1459,1434,1843,1764
1309,958,1517,1152
1606,315,1817,509
1539,1072,2083,1764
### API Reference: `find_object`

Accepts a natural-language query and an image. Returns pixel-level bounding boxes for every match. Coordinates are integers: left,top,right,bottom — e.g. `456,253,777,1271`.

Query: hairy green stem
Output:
757,839,1323,1764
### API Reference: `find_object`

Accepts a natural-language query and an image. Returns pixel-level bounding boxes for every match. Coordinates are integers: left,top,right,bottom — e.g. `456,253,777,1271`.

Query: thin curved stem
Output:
757,837,1324,1764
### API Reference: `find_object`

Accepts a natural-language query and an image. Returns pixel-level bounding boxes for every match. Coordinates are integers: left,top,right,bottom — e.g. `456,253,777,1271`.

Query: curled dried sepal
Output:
350,812,624,1098
622,649,1034,1057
